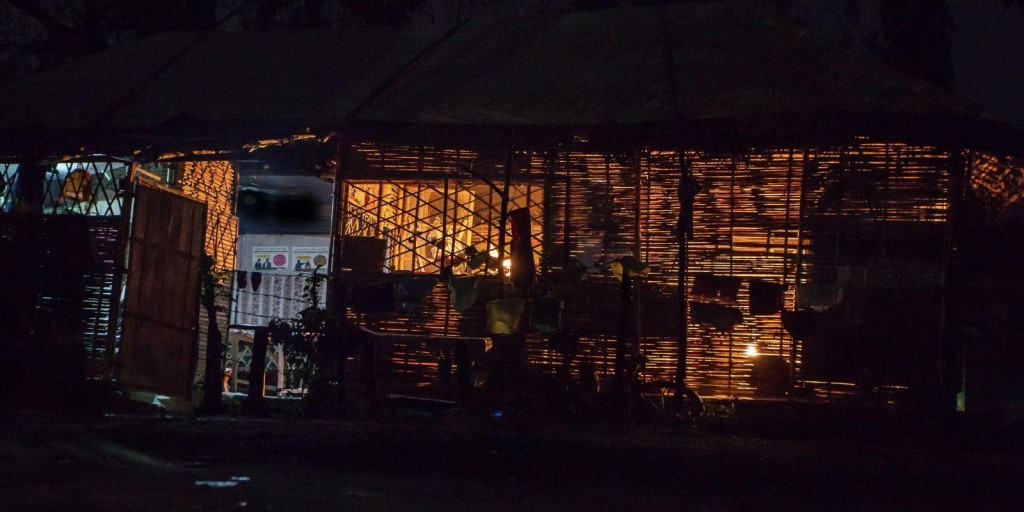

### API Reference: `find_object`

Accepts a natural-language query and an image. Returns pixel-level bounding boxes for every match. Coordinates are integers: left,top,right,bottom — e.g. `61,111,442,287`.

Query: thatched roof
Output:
0,0,1017,154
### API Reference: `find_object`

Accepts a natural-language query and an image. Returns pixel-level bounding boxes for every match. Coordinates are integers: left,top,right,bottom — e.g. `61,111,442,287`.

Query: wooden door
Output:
118,182,206,399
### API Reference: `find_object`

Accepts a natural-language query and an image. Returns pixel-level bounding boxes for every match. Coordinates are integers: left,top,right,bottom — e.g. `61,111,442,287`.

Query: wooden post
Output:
615,268,632,382
727,156,736,396
326,141,352,410
938,150,968,416
633,153,643,358
780,149,795,356
541,150,556,277
246,326,269,412
7,159,47,406
674,152,692,399
497,135,514,297
611,267,632,421
327,141,349,313
563,154,572,269
790,150,812,388
106,162,137,378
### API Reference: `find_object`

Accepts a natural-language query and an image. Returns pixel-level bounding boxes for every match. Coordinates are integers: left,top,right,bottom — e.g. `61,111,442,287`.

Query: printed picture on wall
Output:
252,246,290,271
291,247,329,271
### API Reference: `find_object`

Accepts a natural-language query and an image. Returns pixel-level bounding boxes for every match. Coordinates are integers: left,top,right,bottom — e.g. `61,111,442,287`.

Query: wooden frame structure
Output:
326,139,987,401
2,1,1021,412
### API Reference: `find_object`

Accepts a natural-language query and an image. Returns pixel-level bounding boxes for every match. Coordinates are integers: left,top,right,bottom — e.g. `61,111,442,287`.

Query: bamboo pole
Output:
938,149,968,415
327,141,348,313
779,149,794,356
497,135,514,297
790,149,813,388
674,151,691,398
105,161,138,378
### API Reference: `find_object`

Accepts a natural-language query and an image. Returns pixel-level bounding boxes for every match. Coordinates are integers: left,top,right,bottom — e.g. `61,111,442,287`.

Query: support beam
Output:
938,150,969,416
674,151,696,398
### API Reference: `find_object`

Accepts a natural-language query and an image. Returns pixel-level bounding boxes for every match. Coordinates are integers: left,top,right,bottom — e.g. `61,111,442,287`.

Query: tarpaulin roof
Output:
0,0,1018,154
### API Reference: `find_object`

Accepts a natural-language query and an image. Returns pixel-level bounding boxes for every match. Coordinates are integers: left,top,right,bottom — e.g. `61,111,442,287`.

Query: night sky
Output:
948,2,1024,126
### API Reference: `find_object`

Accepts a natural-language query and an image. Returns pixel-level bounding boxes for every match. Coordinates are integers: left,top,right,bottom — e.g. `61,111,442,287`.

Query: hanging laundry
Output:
486,298,526,335
610,256,651,282
782,310,819,340
716,276,741,302
796,282,839,312
236,271,248,290
508,207,535,292
398,277,436,312
449,276,481,312
546,267,584,298
691,272,741,302
250,272,263,292
350,282,396,314
749,280,784,315
691,272,717,299
691,302,743,332
529,295,563,334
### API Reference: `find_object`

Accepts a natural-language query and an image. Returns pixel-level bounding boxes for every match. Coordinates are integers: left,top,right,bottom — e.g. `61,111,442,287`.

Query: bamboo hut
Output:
0,1,1021,412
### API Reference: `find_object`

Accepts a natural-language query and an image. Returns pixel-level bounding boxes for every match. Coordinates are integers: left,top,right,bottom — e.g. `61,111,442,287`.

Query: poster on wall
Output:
252,246,290,271
291,247,329,272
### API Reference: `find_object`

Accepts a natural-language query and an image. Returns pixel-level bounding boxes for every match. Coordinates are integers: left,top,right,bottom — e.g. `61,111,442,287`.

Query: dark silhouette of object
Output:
782,310,820,340
508,207,535,292
691,302,744,332
677,174,701,241
749,280,784,315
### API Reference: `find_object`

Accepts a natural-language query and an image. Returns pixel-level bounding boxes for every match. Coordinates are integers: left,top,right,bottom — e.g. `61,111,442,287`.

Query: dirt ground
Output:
1,406,1022,512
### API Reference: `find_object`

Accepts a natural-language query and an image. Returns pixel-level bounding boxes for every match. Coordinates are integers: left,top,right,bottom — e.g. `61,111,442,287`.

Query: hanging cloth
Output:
449,276,481,312
691,301,743,333
749,280,784,315
716,276,741,302
781,310,819,340
692,272,718,299
398,277,436,312
486,298,526,335
529,295,563,334
236,271,248,290
250,272,263,292
610,256,650,282
691,273,741,302
508,207,535,293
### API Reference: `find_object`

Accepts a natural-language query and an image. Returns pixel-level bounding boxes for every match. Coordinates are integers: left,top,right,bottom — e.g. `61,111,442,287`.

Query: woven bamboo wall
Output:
177,161,238,391
971,152,1024,214
340,141,955,398
178,161,239,270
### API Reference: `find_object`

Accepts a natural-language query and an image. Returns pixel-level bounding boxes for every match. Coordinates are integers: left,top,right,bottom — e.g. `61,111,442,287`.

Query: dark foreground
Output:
1,408,1022,512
